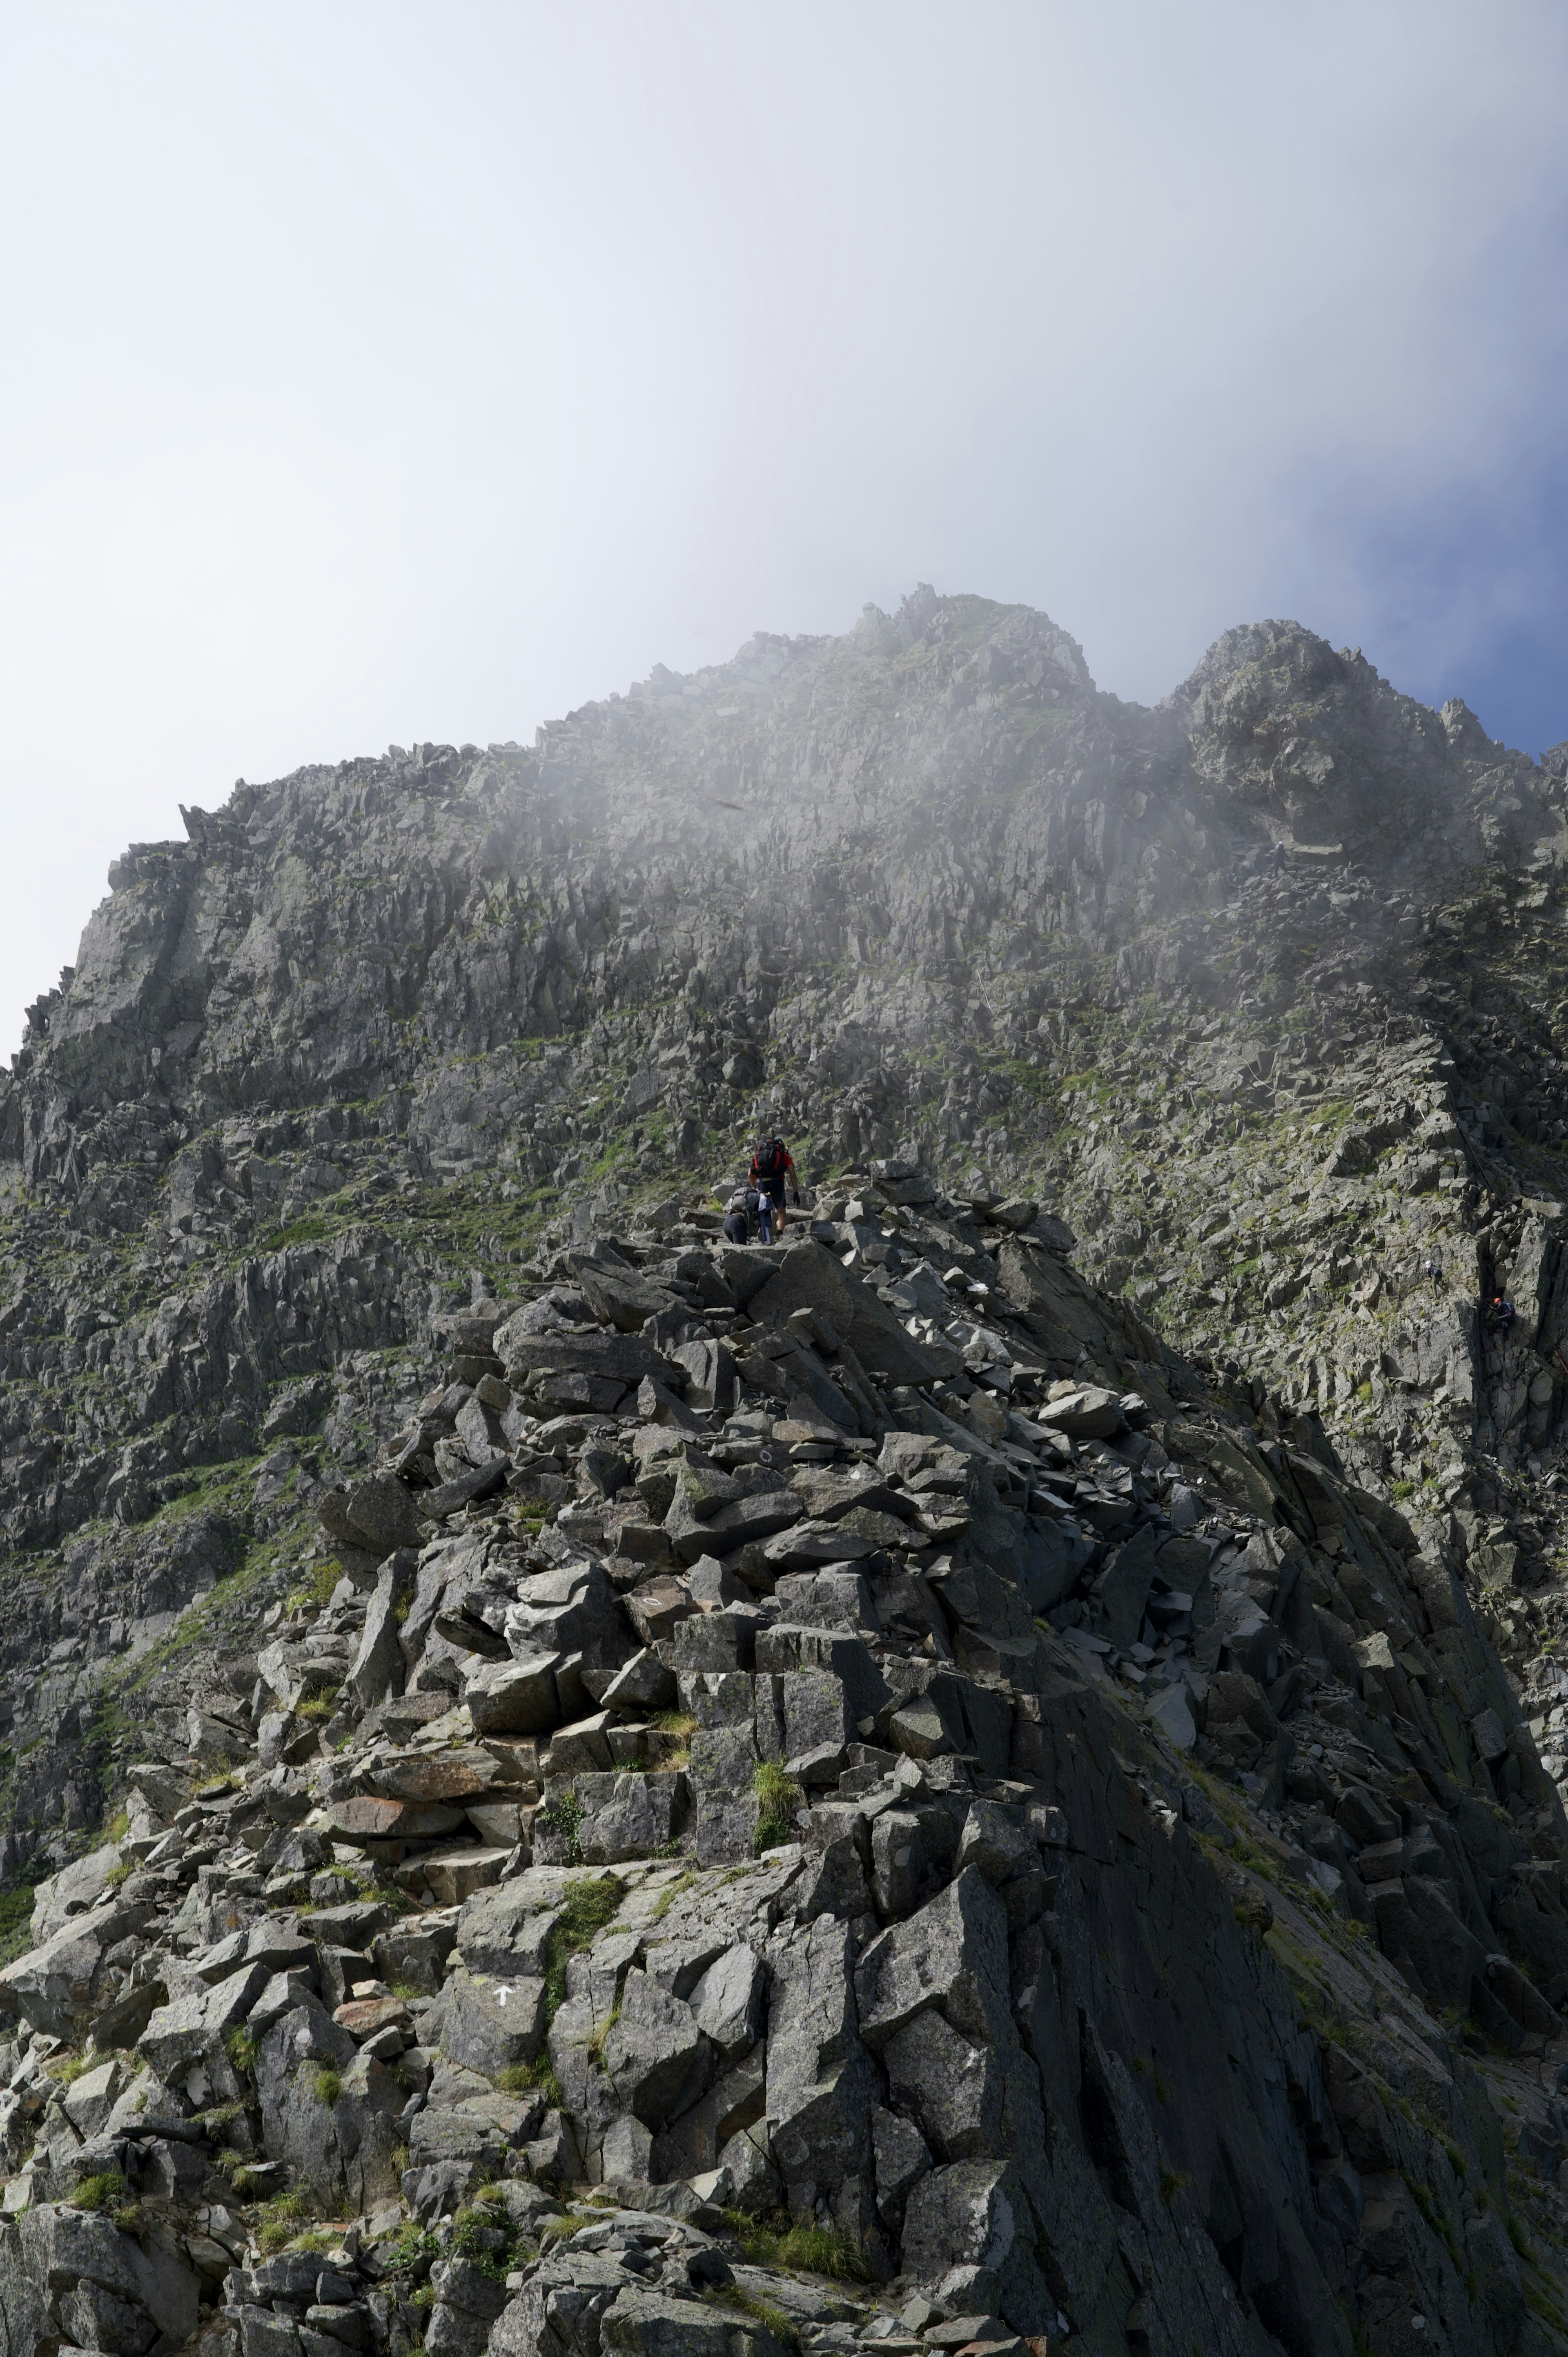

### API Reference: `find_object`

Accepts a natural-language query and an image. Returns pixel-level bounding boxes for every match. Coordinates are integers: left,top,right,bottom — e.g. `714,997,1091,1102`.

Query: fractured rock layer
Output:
1,593,1568,2352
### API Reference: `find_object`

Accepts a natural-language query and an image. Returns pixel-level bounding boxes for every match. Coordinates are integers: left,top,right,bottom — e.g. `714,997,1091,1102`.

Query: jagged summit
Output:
2,593,1568,2350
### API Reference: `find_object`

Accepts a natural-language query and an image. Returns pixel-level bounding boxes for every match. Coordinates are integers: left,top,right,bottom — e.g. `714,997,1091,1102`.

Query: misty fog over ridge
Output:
4,1,1568,1052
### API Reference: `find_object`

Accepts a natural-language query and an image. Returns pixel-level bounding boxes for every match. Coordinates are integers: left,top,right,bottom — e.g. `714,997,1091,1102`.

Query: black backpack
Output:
755,1138,786,1179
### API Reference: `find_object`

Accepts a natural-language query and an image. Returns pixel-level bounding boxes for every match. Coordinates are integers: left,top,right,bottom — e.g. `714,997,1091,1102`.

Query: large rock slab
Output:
901,2159,1054,2330
494,1322,683,1391
257,1994,403,2213
0,1897,151,2039
746,1242,943,1385
764,1914,874,2194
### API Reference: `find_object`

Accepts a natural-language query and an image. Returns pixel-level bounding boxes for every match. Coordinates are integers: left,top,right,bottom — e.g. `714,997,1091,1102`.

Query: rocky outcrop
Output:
5,591,1568,2350
0,1183,1561,2352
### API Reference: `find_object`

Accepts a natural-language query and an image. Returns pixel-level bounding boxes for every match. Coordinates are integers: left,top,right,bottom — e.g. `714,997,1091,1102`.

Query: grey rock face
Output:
2,590,1568,2352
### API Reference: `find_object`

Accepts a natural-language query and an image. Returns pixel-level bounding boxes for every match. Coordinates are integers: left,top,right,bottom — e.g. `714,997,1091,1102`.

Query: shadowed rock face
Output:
4,593,1568,2352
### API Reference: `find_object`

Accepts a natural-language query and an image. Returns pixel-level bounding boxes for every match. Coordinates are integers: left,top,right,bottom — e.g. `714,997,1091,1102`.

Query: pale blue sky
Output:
3,2,1567,1050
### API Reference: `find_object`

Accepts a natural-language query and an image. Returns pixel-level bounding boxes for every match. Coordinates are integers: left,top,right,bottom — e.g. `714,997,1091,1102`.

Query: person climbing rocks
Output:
721,1186,751,1245
1488,1293,1516,1332
755,1185,777,1245
750,1133,799,1233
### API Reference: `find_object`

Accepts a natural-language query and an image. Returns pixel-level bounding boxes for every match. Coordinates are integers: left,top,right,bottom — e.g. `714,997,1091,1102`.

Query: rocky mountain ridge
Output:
2,589,1568,2354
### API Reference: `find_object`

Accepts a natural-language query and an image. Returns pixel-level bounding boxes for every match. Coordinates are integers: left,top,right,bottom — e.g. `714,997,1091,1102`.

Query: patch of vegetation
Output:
702,2285,802,2349
287,1559,342,1617
214,2150,274,2194
753,1759,800,1854
723,2208,872,2281
69,2167,135,2221
226,2026,258,2077
542,1873,626,2024
452,2200,525,2281
381,2220,441,2281
304,2062,343,2107
650,1710,698,1737
650,1868,697,1920
0,1871,44,1968
296,1687,341,1723
45,2053,91,2086
539,2210,600,2248
263,1215,335,1253
538,1789,585,1866
497,2054,564,2107
257,2184,316,2254
587,2002,621,2067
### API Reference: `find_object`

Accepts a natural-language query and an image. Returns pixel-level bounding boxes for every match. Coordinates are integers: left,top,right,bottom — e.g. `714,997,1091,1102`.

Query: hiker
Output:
754,1184,777,1245
721,1186,751,1245
749,1133,800,1234
1488,1293,1516,1333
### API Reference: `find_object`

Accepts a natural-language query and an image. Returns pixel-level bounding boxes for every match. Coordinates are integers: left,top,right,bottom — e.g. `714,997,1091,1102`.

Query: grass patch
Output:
724,2208,872,2281
702,2286,802,2349
296,1687,341,1724
304,2062,343,2107
651,1868,697,1922
650,1710,698,1737
542,1873,626,2024
264,1215,334,1253
257,2185,315,2254
587,2002,621,2068
45,2054,91,2086
452,2201,523,2281
287,1561,342,1617
753,1759,801,1855
497,2055,564,2107
215,2150,276,2195
0,1879,39,1969
380,2221,441,2280
539,2210,600,2248
226,2026,258,2077
69,2167,132,2217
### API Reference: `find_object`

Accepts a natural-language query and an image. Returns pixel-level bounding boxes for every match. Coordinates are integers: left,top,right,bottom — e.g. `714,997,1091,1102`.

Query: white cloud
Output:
2,0,1566,1048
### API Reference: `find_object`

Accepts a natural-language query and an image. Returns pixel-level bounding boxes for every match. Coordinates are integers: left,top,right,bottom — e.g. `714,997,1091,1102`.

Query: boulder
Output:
602,1969,711,2125
318,1473,425,1561
855,1868,1011,2052
137,1959,270,2074
746,1242,942,1386
29,1844,125,1947
494,1324,682,1391
900,2159,1053,2330
465,1652,573,1735
443,1962,548,2075
258,1994,403,2212
599,1648,679,1714
348,1551,415,1708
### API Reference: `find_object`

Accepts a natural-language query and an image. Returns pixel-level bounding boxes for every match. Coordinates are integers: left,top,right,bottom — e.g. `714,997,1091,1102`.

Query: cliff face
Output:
2,592,1568,2355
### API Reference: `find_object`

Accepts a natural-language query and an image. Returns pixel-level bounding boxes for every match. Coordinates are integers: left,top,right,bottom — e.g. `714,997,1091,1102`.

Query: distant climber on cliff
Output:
1488,1293,1516,1333
750,1133,800,1233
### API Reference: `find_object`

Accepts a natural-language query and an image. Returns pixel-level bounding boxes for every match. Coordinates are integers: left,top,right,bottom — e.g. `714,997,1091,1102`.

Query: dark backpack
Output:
755,1138,786,1180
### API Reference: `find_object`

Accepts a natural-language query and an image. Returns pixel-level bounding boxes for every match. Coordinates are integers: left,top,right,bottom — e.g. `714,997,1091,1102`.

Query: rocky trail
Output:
4,591,1568,2353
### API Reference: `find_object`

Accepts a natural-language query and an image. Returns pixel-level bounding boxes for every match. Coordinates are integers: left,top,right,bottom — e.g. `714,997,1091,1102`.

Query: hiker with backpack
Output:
749,1134,800,1236
721,1187,751,1245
